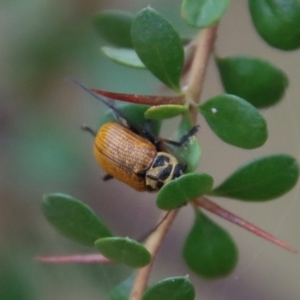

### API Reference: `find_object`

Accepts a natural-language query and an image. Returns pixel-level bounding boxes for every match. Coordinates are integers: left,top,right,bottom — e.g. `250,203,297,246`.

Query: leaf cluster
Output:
41,1,300,299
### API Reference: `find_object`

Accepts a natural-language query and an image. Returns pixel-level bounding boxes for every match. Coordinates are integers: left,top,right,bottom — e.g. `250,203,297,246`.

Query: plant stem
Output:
194,197,296,252
129,24,219,300
129,209,180,300
92,89,185,105
36,253,111,264
186,24,218,124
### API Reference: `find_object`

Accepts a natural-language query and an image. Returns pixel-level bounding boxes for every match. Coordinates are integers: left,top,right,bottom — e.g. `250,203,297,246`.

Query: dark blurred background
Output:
1,1,300,299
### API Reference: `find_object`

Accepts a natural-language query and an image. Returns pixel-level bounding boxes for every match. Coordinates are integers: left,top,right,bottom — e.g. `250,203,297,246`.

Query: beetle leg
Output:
159,125,200,147
103,174,114,181
81,125,97,137
176,125,200,146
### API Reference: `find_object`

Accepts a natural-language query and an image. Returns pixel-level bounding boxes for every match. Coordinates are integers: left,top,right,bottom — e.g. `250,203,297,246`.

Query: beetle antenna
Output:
67,78,124,116
81,125,96,137
68,78,158,142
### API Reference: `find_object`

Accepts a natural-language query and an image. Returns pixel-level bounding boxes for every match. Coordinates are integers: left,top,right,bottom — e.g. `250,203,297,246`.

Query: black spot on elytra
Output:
158,164,173,180
152,155,170,168
173,163,186,179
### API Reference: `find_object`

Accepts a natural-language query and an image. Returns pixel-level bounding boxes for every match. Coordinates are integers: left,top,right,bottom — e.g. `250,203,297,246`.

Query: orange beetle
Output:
73,80,198,191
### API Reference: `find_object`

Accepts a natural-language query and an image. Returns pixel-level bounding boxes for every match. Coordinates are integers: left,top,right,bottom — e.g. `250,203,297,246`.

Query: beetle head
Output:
145,152,186,191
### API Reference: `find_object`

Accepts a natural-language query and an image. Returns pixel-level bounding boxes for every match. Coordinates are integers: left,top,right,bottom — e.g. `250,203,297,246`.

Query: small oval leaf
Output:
182,0,231,28
183,209,238,279
131,7,184,92
199,94,268,149
101,47,146,68
175,113,202,173
144,105,188,120
249,0,300,50
156,173,213,210
95,237,151,268
216,55,288,108
42,194,113,246
210,154,300,201
92,10,133,48
142,276,195,300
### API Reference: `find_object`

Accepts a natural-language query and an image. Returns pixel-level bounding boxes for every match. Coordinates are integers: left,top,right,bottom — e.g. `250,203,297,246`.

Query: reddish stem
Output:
36,253,111,264
194,197,296,253
185,24,218,124
92,89,185,105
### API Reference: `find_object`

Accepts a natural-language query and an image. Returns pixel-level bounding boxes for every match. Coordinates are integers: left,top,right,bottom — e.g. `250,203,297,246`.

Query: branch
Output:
36,253,111,264
185,24,218,124
129,23,219,300
92,89,185,105
129,209,180,300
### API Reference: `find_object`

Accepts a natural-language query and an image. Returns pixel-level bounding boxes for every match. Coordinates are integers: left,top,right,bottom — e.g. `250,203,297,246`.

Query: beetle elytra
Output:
72,79,198,191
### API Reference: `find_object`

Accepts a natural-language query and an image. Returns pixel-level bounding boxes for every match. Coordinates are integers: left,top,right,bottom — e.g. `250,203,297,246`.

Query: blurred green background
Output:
1,1,300,299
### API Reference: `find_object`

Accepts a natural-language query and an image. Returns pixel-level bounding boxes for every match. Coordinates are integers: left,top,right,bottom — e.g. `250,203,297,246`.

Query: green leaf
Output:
131,7,184,92
182,0,231,28
210,154,299,201
142,276,195,300
183,209,238,279
100,103,161,136
42,194,113,246
216,55,288,108
0,259,33,300
144,105,188,120
175,114,201,173
199,94,268,149
92,10,133,48
101,47,146,69
156,173,213,210
249,0,300,50
95,237,151,268
110,273,135,300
